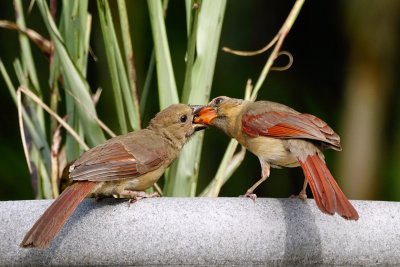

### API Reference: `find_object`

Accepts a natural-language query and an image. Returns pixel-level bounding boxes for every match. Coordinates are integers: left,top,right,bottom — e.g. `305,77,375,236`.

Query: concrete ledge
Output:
1,198,399,266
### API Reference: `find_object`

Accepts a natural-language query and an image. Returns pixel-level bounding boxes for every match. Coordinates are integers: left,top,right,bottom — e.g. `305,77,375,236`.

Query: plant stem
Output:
251,0,305,100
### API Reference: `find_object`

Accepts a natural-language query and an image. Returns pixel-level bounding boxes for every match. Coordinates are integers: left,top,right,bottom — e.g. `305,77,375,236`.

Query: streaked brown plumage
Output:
21,104,206,248
194,96,359,220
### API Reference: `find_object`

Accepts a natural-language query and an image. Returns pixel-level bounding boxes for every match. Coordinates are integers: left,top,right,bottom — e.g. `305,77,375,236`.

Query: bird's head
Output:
193,96,244,133
149,104,207,145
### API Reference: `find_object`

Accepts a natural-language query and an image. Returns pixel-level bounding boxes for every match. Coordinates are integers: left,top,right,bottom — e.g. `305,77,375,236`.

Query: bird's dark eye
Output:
180,114,188,123
214,97,224,105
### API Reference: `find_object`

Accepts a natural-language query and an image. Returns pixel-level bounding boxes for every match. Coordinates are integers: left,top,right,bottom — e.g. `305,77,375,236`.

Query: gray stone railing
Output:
1,198,399,266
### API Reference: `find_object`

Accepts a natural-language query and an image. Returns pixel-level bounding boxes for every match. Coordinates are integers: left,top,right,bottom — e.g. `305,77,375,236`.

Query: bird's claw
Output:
289,191,308,203
94,195,106,202
240,191,257,202
126,191,160,206
298,191,307,202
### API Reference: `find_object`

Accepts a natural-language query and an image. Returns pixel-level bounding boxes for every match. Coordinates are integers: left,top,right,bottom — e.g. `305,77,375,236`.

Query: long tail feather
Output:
299,154,359,220
21,181,96,248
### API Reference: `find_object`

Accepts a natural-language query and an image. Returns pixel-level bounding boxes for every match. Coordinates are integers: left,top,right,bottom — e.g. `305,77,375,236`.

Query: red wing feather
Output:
266,124,312,137
242,111,341,149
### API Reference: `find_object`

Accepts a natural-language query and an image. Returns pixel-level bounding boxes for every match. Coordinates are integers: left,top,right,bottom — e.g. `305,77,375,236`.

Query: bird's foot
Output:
289,190,307,203
124,191,160,206
240,190,257,202
298,191,307,202
95,195,105,202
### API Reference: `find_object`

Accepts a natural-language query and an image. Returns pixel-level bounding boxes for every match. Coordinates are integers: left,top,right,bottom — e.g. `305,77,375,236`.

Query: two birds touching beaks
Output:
21,96,359,249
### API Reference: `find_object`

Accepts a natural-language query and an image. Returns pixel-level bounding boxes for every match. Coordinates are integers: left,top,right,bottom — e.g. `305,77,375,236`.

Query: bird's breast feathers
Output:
243,136,299,168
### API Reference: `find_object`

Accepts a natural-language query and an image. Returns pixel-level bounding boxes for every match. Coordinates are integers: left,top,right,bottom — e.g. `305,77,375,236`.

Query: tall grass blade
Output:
37,0,106,148
14,0,52,195
18,86,90,151
13,59,53,198
58,0,93,161
140,50,155,115
1,58,53,198
97,0,127,134
164,0,226,196
117,0,141,128
147,0,179,108
14,0,40,90
97,0,141,132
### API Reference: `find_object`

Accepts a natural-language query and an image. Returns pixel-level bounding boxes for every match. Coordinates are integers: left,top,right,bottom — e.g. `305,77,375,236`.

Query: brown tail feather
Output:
299,154,359,220
21,181,96,248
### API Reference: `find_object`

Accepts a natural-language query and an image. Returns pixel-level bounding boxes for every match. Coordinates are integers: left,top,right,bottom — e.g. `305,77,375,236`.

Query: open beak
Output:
189,105,208,132
191,105,205,115
192,106,218,125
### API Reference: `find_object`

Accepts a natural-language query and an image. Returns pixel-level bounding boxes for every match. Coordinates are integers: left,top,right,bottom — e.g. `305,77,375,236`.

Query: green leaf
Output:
14,0,40,90
188,0,226,105
37,0,106,148
97,0,141,132
147,0,179,108
164,0,227,196
140,50,155,115
14,0,45,139
97,0,127,134
59,0,93,161
117,0,141,129
0,59,53,198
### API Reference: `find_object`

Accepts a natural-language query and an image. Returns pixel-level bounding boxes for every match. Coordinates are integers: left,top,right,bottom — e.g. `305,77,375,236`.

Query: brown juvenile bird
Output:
21,104,206,248
194,96,359,220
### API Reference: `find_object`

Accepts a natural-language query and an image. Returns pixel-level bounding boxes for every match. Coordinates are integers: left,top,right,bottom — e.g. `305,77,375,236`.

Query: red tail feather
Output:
21,181,96,248
299,154,359,220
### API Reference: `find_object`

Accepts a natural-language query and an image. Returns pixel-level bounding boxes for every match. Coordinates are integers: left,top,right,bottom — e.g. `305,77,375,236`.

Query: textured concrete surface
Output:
0,198,399,266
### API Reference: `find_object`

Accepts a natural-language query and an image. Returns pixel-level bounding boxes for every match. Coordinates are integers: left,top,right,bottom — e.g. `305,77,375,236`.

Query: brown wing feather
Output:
242,111,341,150
70,133,164,182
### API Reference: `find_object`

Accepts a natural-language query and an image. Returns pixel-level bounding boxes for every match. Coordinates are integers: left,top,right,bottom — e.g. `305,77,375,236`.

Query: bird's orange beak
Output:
193,106,218,125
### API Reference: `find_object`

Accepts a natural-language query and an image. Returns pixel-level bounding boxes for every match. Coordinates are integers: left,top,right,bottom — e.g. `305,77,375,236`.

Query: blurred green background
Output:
1,1,399,201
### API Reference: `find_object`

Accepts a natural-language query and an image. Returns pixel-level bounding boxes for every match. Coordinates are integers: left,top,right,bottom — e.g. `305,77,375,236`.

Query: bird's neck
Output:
222,101,250,142
150,127,183,154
